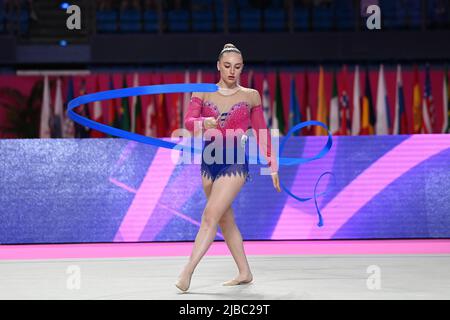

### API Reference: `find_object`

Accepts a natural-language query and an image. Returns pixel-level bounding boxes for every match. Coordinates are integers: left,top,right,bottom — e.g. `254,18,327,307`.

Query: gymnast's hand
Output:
203,117,218,129
271,172,281,192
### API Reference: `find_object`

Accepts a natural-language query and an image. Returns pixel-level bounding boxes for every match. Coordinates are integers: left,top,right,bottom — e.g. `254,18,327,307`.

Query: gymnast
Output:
175,43,280,292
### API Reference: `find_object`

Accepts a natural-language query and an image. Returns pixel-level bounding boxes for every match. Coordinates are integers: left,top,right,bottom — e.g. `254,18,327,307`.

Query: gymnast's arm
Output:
184,92,207,134
250,90,278,174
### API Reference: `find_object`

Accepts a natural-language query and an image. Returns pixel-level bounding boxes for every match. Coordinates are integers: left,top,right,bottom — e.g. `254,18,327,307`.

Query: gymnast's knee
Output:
218,211,235,229
201,205,223,228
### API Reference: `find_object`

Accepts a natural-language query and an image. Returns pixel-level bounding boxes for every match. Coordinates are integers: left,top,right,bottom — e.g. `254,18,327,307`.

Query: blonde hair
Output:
218,43,243,61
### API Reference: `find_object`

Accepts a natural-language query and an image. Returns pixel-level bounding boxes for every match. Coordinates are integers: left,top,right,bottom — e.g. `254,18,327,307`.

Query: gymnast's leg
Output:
175,174,246,292
201,175,253,285
217,203,253,285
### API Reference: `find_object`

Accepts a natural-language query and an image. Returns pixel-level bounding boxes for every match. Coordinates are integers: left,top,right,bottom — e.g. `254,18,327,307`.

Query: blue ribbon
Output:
67,83,333,227
278,121,335,227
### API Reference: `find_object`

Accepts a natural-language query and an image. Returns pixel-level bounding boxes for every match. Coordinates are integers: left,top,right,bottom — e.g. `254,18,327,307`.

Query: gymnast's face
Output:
217,52,243,87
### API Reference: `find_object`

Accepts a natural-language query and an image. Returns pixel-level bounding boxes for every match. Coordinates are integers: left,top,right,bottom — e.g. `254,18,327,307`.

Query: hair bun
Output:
218,43,242,60
223,43,236,49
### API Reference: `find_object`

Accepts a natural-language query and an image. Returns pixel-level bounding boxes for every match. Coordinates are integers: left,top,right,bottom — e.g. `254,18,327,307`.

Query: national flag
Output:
182,70,190,130
422,64,434,133
74,78,91,138
361,67,375,135
352,65,361,136
329,70,339,134
134,94,144,135
50,76,63,138
131,72,138,133
90,75,105,138
315,66,328,136
109,75,121,137
375,64,391,135
274,71,286,135
262,76,272,128
196,69,202,83
248,69,254,88
412,65,422,133
145,93,156,137
368,68,376,133
443,66,449,133
131,73,145,135
63,76,75,138
173,90,181,133
393,64,408,134
39,75,51,138
120,74,131,132
302,71,312,135
339,65,351,135
289,75,301,135
156,93,169,137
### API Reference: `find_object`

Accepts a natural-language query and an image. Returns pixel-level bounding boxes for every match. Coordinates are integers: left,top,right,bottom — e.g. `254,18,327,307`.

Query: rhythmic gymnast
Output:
175,43,280,292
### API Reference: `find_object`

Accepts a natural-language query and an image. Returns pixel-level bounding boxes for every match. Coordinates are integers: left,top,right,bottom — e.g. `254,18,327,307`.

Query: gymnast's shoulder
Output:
242,87,261,108
191,91,204,101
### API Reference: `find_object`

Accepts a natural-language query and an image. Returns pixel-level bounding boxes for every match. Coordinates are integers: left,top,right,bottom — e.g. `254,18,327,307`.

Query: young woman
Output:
176,43,280,292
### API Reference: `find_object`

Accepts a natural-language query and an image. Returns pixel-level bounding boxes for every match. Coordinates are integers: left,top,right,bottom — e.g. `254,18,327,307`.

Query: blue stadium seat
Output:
215,3,224,32
228,6,239,31
312,5,333,30
238,0,252,9
19,9,28,34
120,9,141,32
427,0,449,28
97,10,117,21
264,8,285,31
96,10,118,33
192,0,212,7
380,0,397,29
214,0,240,32
395,10,407,29
0,10,5,33
294,7,308,31
143,10,158,32
4,8,29,34
167,9,189,32
192,10,213,32
335,0,354,30
240,8,261,32
269,0,284,8
406,0,422,29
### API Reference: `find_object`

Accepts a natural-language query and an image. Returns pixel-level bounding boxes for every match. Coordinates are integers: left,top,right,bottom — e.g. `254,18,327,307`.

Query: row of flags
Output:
39,66,450,139
284,64,449,136
40,71,220,139
40,73,154,139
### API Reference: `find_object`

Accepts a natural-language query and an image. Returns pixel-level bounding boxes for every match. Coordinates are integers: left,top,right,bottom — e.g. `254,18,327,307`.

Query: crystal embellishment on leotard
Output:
240,134,248,147
202,101,250,130
218,112,228,128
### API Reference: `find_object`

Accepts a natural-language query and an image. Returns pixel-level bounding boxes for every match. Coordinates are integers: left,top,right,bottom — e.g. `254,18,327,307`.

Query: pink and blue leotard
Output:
185,95,276,183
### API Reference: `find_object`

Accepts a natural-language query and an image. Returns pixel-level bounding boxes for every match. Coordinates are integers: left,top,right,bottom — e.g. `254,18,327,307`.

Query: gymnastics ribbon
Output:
67,83,333,227
278,121,335,227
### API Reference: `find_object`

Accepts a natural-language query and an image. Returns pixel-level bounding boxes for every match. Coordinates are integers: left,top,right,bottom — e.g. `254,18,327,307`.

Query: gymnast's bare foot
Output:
175,268,193,292
222,272,253,286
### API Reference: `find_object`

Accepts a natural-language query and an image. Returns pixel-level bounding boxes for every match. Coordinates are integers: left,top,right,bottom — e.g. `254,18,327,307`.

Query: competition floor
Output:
1,240,449,299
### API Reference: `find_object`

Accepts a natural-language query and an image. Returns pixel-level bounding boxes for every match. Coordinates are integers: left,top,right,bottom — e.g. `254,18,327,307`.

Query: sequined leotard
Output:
184,88,277,183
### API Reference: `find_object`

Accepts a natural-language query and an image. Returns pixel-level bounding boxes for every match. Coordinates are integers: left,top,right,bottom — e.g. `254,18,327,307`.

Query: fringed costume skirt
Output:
200,136,252,183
